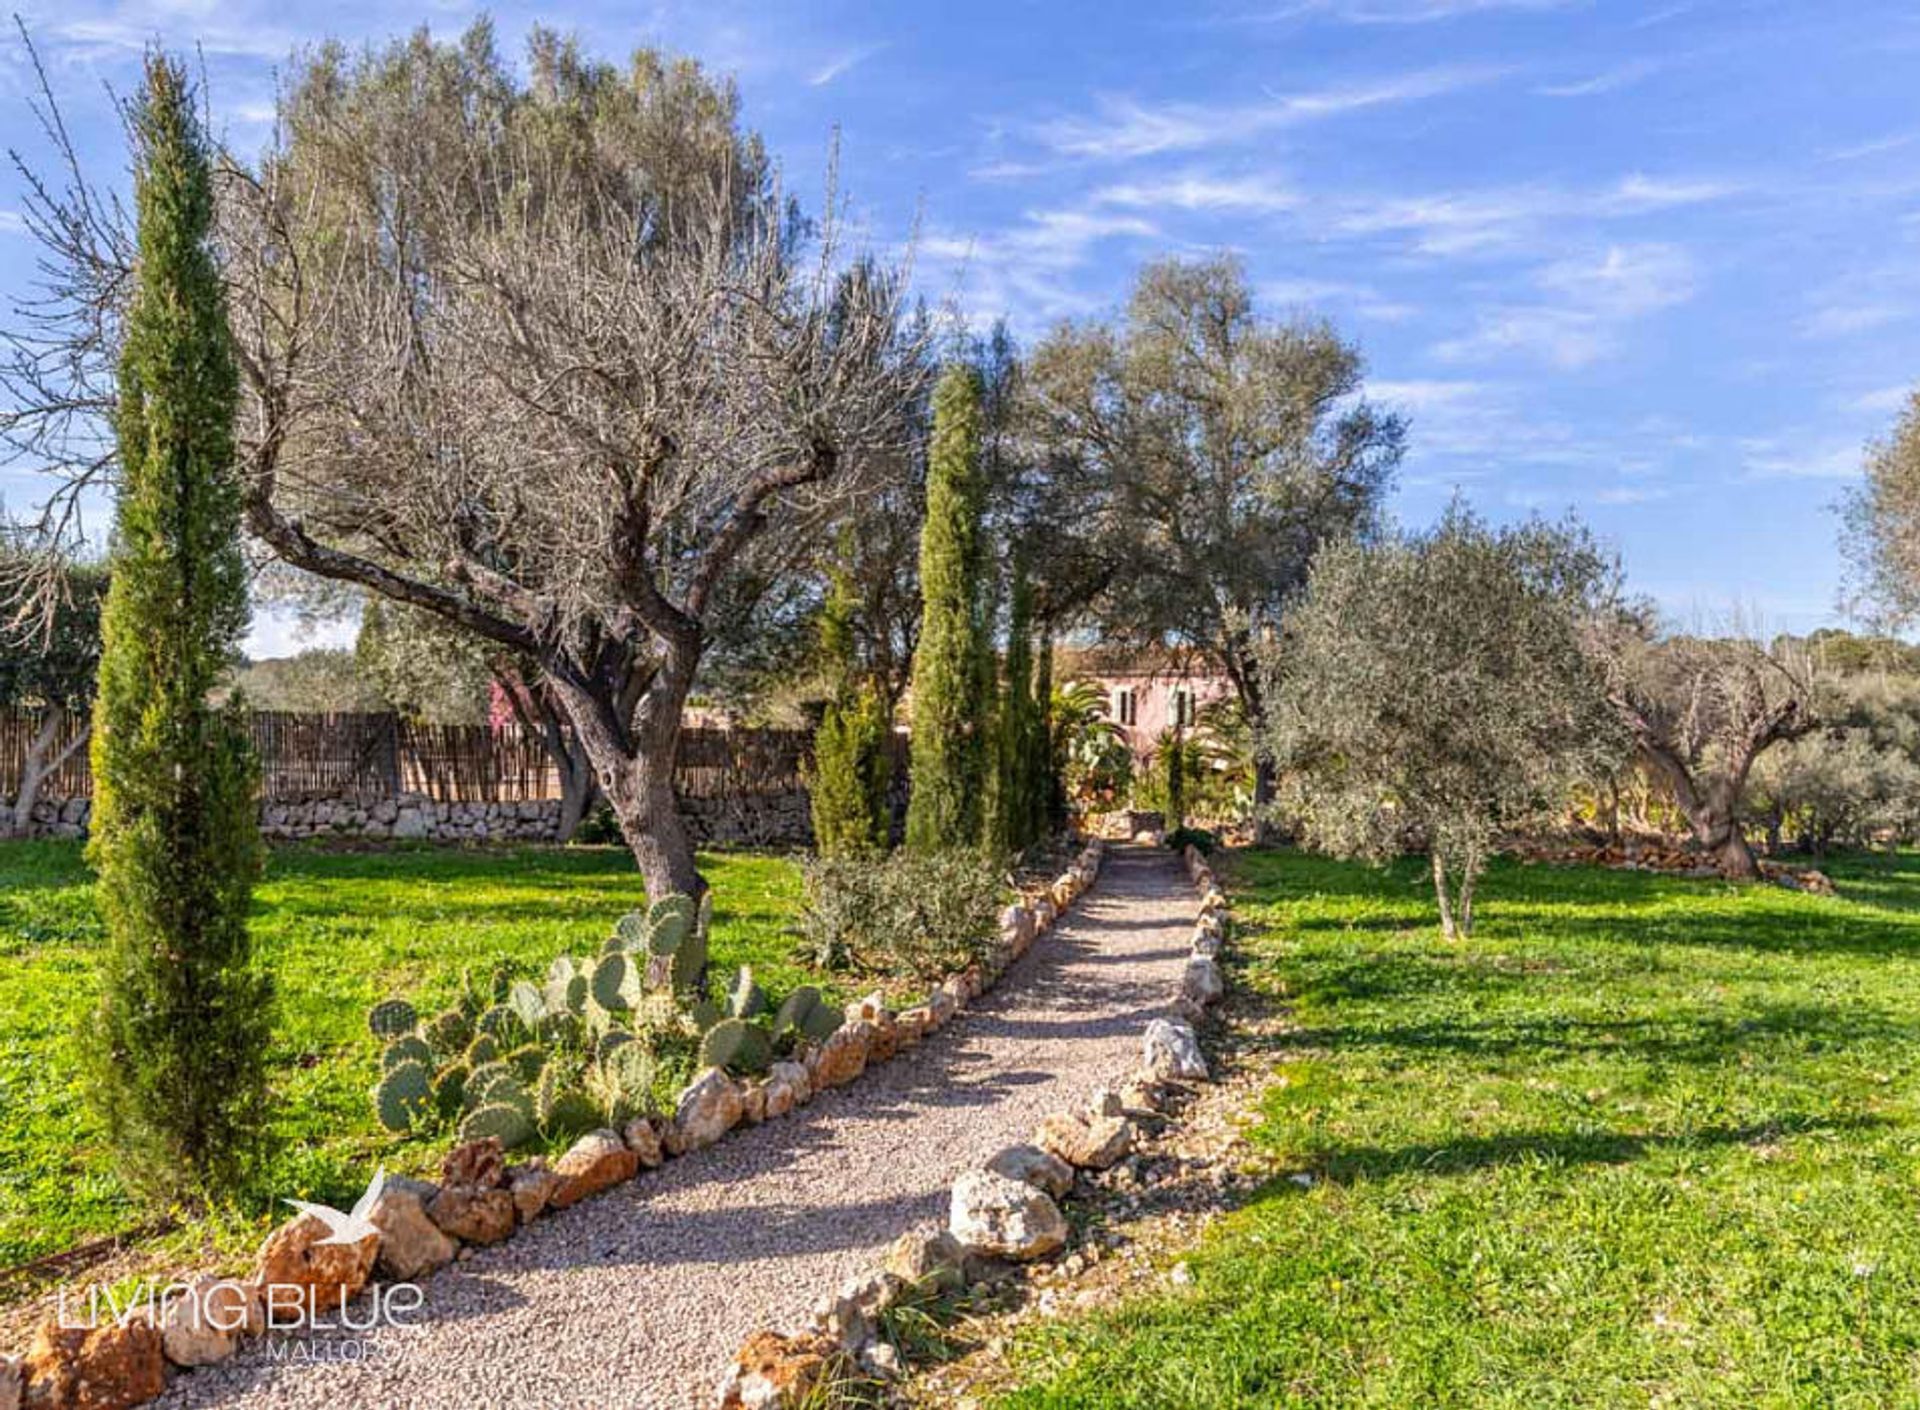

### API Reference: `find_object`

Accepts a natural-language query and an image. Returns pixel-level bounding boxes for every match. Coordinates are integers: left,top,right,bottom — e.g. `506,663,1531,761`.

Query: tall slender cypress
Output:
906,365,989,850
809,560,893,856
86,56,272,1204
994,555,1039,853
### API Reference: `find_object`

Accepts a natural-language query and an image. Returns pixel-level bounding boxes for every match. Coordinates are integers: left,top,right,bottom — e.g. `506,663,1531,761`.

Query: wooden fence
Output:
0,709,870,805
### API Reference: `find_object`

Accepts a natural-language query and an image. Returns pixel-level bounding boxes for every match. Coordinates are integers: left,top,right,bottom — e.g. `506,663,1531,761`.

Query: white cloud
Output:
1740,436,1863,481
0,210,25,235
1322,174,1736,256
1094,173,1298,213
1824,132,1919,163
1801,304,1907,339
1536,57,1664,98
809,42,887,87
1845,385,1916,416
1434,243,1697,368
1028,66,1501,160
919,208,1160,328
1245,0,1574,24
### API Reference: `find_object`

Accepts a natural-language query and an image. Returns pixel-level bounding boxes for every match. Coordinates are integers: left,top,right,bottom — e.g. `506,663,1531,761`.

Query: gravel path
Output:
158,845,1193,1410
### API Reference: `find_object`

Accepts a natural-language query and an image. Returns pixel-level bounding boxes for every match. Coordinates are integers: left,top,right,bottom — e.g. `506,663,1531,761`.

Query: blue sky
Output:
4,0,1920,654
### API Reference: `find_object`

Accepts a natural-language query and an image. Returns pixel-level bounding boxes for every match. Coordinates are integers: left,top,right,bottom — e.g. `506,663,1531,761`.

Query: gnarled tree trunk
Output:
7,707,91,838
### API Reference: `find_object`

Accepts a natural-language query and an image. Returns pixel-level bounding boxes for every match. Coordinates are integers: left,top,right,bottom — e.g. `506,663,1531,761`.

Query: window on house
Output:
1110,686,1137,726
1172,687,1196,728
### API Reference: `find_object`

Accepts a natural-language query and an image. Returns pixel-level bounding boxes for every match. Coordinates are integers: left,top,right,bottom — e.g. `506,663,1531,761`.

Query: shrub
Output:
801,847,1006,981
1165,825,1219,856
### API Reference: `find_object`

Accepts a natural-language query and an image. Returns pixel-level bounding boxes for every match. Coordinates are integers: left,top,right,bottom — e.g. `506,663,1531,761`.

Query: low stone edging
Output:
0,840,1108,1410
714,840,1230,1408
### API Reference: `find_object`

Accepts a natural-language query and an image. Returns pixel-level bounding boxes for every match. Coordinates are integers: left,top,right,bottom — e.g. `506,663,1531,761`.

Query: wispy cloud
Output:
1741,436,1864,481
1239,0,1574,25
809,42,887,87
1824,131,1919,162
920,208,1160,328
1536,57,1664,98
0,210,25,235
1093,172,1297,213
1801,304,1907,340
1434,243,1697,368
1323,173,1737,256
1027,65,1501,160
1844,385,1916,417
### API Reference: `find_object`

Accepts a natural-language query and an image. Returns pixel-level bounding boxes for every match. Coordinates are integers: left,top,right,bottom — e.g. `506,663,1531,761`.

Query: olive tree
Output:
1023,255,1405,828
1841,387,1920,627
6,25,925,899
1262,504,1623,939
1592,623,1818,880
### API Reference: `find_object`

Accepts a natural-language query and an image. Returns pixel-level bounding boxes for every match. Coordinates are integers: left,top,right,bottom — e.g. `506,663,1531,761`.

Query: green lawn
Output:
0,839,813,1282
999,849,1920,1409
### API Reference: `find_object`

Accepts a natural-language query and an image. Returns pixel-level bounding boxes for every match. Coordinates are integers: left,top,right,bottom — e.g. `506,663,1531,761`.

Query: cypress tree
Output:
809,562,892,856
994,555,1039,853
906,365,990,850
85,56,272,1205
1032,623,1061,836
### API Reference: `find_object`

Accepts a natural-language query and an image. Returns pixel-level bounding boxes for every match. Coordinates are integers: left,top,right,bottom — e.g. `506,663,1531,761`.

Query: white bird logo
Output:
284,1166,386,1246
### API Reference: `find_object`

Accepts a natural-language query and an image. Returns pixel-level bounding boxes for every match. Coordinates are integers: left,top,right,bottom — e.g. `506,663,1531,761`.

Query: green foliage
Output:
373,1060,433,1134
1053,680,1132,811
907,364,993,851
698,1016,774,1075
458,1102,533,1150
0,553,106,713
1164,825,1219,856
994,556,1048,854
800,848,1006,980
83,56,273,1207
230,648,388,715
810,560,895,858
1262,500,1625,938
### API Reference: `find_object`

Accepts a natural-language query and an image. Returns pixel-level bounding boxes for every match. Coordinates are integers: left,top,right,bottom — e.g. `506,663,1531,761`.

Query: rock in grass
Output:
23,1317,166,1410
255,1211,379,1323
508,1166,566,1225
622,1116,665,1167
371,1179,460,1278
1036,1113,1133,1171
159,1276,259,1368
1182,956,1225,1007
440,1137,507,1191
884,1223,967,1294
1143,1017,1209,1081
550,1128,641,1208
716,1330,851,1410
667,1070,745,1155
949,1170,1068,1261
426,1184,516,1245
986,1143,1075,1198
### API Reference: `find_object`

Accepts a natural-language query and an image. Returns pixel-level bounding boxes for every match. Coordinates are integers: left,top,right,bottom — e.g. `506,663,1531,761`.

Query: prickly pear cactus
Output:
374,1058,433,1133
466,1059,516,1111
383,1034,434,1071
423,1009,472,1059
700,1017,773,1075
466,1032,500,1067
459,1101,533,1149
613,911,649,950
726,966,769,1020
507,1042,548,1084
509,980,546,1031
773,986,821,1039
800,1001,843,1043
592,953,633,1012
475,1004,519,1040
368,998,417,1039
434,1061,469,1121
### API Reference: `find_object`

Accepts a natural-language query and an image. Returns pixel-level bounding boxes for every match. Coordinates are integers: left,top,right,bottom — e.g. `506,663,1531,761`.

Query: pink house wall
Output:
1081,668,1235,758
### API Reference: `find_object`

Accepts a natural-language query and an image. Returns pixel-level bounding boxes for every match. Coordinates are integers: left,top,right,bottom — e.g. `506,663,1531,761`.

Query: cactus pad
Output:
726,966,769,1020
459,1101,534,1149
773,986,822,1038
423,1009,472,1058
383,1034,434,1071
699,1017,773,1075
368,998,417,1039
373,1058,433,1133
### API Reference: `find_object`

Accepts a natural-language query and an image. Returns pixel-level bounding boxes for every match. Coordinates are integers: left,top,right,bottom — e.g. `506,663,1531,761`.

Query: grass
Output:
997,849,1920,1409
0,838,817,1285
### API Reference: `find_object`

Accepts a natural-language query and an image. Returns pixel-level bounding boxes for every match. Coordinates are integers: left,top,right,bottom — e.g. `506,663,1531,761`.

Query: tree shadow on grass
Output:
1268,1111,1888,1189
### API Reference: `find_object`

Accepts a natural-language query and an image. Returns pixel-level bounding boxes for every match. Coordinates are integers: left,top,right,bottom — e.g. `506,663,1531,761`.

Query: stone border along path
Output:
151,845,1197,1410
